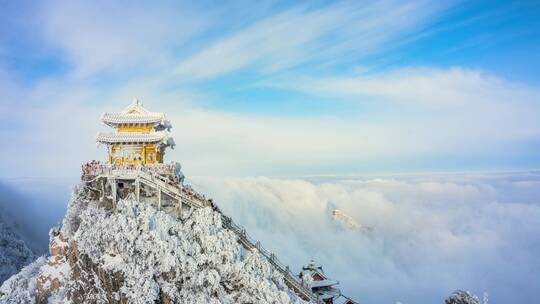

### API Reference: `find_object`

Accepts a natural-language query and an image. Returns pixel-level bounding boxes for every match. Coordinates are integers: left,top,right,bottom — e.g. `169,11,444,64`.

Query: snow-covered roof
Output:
101,99,167,126
302,260,328,281
320,289,341,300
302,260,323,272
311,279,339,288
333,295,359,304
96,131,168,144
101,113,165,125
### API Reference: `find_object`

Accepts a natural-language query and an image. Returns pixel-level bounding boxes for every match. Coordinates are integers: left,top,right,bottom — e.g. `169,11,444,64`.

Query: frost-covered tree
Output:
445,290,480,304
0,220,36,284
0,183,311,303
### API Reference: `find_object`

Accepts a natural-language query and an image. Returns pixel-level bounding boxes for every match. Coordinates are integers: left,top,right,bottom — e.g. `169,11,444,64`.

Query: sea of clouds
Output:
1,171,538,303
192,171,540,304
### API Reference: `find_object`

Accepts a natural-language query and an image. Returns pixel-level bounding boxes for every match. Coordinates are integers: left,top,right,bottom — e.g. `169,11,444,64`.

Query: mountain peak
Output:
1,181,310,303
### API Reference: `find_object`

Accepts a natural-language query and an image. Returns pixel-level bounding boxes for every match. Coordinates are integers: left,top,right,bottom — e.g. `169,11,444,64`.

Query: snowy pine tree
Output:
445,290,480,304
0,217,36,284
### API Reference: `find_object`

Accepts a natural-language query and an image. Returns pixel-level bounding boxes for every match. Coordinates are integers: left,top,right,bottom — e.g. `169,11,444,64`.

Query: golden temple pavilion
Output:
96,100,175,165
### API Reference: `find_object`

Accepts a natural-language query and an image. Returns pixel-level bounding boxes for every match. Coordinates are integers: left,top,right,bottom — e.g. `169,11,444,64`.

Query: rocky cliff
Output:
0,183,309,304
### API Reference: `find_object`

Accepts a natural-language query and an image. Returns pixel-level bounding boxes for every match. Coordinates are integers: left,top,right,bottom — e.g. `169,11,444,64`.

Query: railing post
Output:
157,186,161,210
135,177,140,202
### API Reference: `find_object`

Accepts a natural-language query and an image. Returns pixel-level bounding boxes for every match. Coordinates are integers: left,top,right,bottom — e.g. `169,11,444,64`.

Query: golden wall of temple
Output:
109,143,164,165
108,123,163,165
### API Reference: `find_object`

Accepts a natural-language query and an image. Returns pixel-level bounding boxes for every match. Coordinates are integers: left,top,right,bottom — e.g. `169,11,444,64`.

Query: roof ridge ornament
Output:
121,98,150,114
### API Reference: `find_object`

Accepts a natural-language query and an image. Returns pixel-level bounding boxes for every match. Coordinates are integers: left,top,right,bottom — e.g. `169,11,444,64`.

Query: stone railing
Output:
221,215,320,303
82,162,176,177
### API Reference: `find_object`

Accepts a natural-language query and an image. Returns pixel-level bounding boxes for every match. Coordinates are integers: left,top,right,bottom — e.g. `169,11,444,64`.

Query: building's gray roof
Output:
101,99,167,126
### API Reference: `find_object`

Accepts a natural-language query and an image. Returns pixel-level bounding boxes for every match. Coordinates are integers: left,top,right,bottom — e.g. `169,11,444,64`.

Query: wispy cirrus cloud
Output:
38,0,211,76
175,1,452,79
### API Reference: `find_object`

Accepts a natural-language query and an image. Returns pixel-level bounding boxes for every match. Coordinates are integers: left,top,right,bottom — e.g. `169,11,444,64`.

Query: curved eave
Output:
100,113,166,126
311,279,339,288
96,132,168,144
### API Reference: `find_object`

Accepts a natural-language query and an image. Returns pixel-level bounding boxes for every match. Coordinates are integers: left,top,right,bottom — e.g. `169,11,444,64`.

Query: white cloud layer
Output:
1,66,539,178
191,171,540,303
261,67,540,151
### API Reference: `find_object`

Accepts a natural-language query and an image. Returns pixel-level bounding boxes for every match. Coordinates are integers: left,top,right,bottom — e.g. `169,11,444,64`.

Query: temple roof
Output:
102,113,164,124
96,131,169,144
302,260,325,276
101,99,167,126
334,295,359,304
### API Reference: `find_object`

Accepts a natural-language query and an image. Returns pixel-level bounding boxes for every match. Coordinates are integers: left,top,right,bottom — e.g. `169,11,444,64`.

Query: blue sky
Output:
1,0,539,178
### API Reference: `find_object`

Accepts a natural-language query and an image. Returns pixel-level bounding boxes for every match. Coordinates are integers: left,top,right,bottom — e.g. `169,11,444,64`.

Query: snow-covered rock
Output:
331,209,372,234
0,257,46,302
0,182,310,304
445,290,481,304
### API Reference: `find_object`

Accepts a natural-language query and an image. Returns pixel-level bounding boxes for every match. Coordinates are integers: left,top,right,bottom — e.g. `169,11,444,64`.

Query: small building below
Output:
300,260,359,304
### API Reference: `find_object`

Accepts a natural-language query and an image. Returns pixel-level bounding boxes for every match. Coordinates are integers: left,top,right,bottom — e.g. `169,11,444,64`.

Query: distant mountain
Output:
331,209,372,234
0,184,37,285
0,182,40,285
0,219,37,284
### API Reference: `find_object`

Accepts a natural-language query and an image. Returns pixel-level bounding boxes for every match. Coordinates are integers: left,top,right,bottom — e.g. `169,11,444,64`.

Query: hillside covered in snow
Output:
0,184,37,285
0,182,310,303
0,220,36,285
